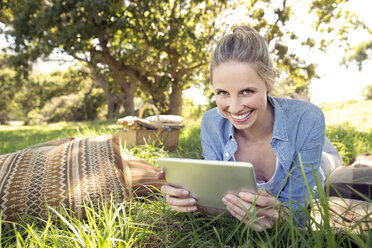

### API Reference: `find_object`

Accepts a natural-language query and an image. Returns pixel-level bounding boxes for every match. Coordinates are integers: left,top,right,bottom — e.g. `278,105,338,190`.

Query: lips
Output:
230,110,253,122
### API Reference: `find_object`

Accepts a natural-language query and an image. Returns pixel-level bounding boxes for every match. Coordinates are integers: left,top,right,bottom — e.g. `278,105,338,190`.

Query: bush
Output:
23,90,106,124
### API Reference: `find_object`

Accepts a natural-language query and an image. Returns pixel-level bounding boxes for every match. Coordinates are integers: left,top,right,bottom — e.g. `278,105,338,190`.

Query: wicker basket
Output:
116,104,183,150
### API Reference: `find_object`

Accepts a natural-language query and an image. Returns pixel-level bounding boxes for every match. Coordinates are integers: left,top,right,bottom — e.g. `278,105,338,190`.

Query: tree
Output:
1,0,227,116
1,0,368,118
122,0,226,114
1,0,134,117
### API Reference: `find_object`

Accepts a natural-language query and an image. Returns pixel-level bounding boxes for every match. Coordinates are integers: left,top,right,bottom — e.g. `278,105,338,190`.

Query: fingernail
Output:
189,198,196,205
182,190,189,196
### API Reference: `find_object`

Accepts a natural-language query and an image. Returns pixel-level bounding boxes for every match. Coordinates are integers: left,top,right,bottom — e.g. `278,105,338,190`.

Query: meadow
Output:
0,100,371,247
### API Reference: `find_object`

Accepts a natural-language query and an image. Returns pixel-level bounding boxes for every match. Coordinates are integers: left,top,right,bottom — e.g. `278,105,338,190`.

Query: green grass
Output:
0,100,371,247
321,99,372,132
0,120,119,155
321,99,372,164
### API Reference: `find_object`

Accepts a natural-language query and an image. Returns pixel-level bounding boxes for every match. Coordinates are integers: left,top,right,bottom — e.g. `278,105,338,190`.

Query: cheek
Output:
215,96,228,109
247,96,266,109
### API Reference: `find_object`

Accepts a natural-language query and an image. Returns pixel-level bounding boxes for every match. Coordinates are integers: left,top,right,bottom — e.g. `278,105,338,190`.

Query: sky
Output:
1,0,371,105
304,0,372,104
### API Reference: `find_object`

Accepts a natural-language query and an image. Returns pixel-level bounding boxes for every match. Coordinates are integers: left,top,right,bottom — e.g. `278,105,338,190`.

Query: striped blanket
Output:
0,136,129,221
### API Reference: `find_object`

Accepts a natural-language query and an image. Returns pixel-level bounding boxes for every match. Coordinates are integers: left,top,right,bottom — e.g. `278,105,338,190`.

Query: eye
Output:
242,89,254,95
216,90,229,96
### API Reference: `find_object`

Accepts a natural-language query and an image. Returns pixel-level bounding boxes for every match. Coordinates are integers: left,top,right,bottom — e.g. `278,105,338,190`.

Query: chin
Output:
231,122,253,130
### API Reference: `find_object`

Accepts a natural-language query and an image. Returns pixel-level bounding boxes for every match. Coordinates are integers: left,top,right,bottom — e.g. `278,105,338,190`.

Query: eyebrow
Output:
214,86,258,92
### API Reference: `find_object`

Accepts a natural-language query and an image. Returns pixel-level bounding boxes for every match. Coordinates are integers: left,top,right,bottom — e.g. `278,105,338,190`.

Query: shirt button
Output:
225,152,229,157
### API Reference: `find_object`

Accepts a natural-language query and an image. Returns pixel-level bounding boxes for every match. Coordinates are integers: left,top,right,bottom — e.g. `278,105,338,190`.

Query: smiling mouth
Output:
230,111,253,122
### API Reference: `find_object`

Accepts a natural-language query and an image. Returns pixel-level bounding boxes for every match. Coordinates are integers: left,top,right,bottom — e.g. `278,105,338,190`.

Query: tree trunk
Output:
121,78,136,116
89,67,118,119
169,84,183,115
99,36,136,115
0,112,5,125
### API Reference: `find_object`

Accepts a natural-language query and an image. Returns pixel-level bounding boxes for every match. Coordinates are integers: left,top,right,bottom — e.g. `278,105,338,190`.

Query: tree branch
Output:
181,62,204,75
274,0,287,26
99,33,151,88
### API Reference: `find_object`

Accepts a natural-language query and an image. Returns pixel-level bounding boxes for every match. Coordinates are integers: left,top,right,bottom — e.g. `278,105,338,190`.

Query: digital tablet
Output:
158,157,258,209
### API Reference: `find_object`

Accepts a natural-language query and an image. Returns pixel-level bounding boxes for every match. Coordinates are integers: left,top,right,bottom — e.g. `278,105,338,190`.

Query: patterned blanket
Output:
0,136,128,221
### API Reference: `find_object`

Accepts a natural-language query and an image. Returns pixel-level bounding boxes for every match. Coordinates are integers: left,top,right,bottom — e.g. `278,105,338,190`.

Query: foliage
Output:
38,89,106,124
0,0,228,116
234,0,368,96
0,53,106,124
326,124,372,164
342,39,372,70
1,0,369,117
0,54,19,123
362,84,372,100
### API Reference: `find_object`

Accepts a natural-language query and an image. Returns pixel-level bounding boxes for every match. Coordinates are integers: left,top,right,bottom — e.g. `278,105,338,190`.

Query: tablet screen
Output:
158,157,258,209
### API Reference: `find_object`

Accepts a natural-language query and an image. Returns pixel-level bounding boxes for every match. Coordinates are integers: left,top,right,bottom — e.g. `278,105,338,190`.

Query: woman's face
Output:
212,62,270,131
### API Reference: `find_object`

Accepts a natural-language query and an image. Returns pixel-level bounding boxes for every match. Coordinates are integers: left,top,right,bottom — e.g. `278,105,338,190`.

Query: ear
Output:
271,70,277,80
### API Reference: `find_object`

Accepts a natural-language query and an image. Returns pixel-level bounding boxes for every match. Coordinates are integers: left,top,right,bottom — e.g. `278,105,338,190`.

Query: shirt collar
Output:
228,122,234,140
216,107,235,141
269,96,288,141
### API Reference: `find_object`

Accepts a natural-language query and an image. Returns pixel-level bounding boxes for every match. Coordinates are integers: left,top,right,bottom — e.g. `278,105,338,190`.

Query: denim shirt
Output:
200,96,325,224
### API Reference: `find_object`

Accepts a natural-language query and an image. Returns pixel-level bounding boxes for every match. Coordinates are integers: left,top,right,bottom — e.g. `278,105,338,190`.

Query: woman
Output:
160,25,342,231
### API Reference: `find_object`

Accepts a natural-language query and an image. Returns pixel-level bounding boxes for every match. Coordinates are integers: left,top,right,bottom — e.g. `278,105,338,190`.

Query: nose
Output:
229,96,244,114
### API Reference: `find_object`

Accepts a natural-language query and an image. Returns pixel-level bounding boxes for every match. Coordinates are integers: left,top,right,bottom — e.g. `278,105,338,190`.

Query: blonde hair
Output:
210,25,275,91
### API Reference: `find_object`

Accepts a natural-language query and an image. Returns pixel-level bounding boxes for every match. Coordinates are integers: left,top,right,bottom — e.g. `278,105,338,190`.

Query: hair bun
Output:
232,25,258,34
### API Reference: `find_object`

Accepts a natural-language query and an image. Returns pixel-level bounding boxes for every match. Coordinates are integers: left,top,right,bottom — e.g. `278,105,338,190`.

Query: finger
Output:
255,207,280,221
258,190,270,197
166,195,196,207
227,206,271,232
223,195,251,216
239,192,278,209
224,194,279,221
239,192,279,220
170,204,198,213
223,194,254,211
161,184,189,197
240,189,269,197
156,170,165,180
229,207,274,231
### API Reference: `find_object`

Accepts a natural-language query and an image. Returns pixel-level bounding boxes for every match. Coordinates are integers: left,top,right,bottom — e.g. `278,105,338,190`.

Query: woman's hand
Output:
222,190,279,232
157,171,197,212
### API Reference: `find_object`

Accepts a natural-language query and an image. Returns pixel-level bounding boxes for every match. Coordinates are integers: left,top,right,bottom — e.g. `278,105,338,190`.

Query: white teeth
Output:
231,111,251,120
